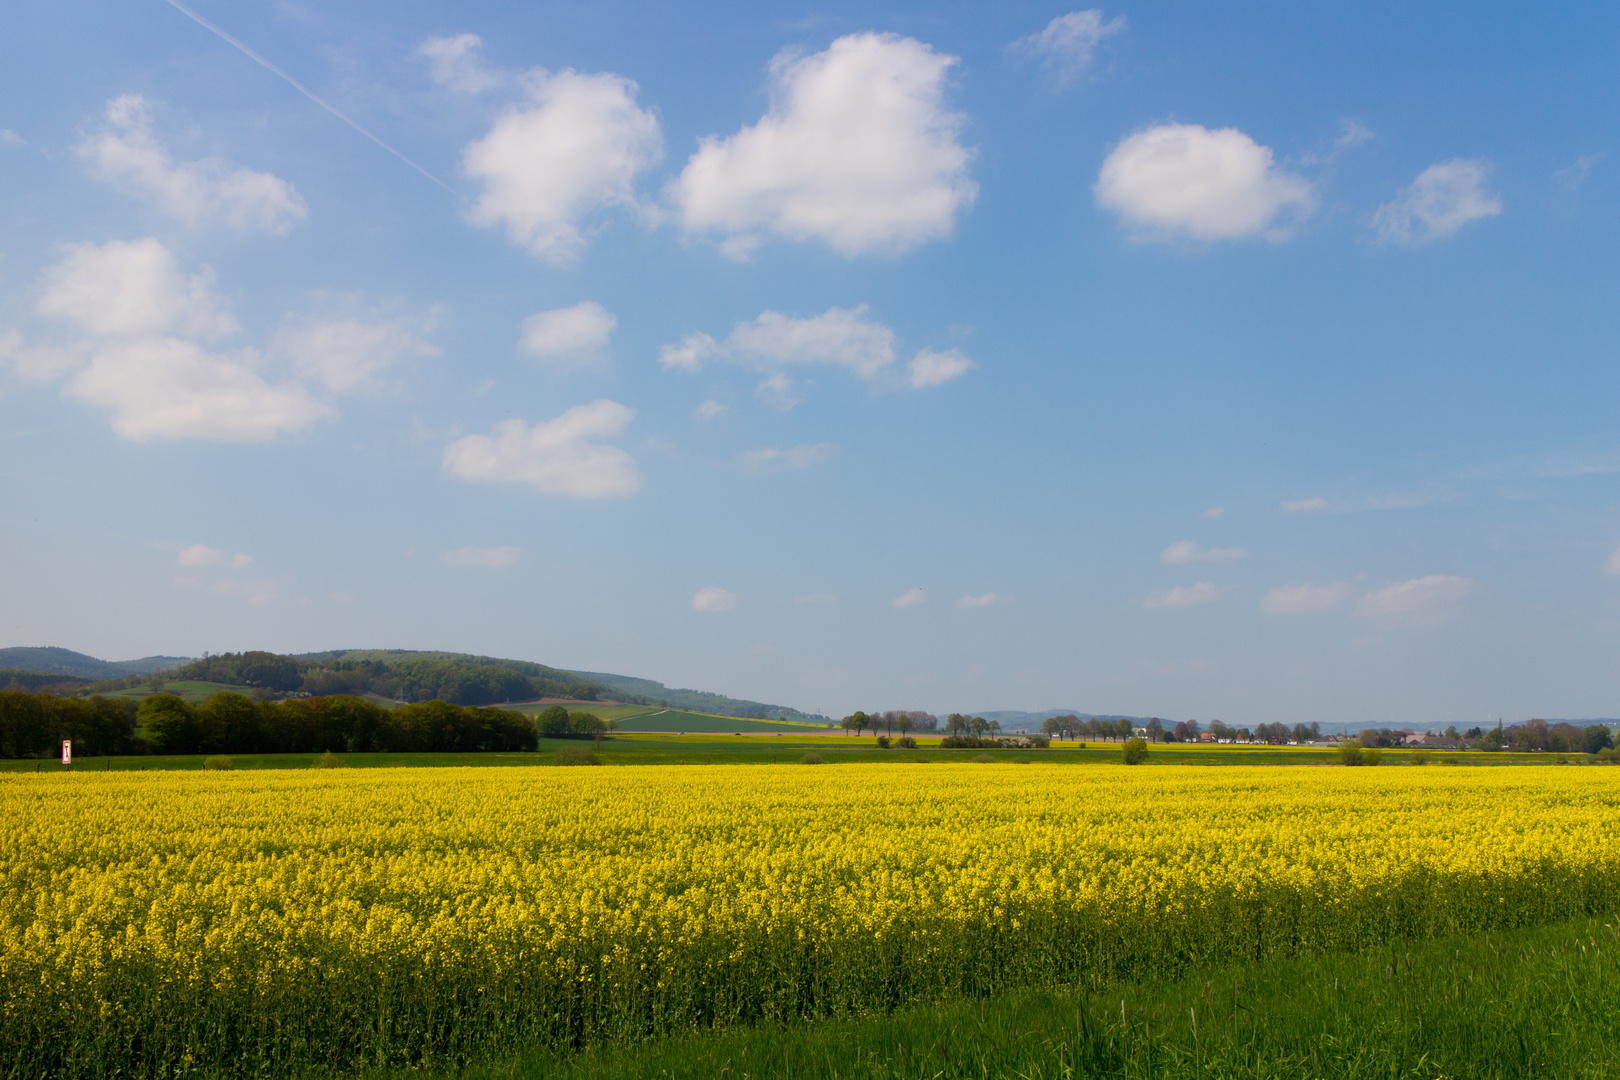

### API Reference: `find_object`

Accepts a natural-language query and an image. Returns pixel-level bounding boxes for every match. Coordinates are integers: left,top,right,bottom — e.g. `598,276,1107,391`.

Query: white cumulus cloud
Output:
1096,123,1314,241
67,337,332,442
441,399,638,498
1281,497,1328,514
464,70,662,263
892,587,927,609
1260,582,1349,614
1007,9,1126,85
79,95,306,235
1202,506,1226,519
1144,582,1226,609
694,399,730,421
958,592,997,608
519,301,617,369
1354,575,1474,624
1161,540,1246,564
31,240,416,442
441,545,521,569
1371,159,1502,246
692,586,737,612
670,32,976,257
38,238,237,340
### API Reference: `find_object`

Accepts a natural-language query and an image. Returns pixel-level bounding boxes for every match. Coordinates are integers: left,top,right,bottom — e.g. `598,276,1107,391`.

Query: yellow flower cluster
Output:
2,764,1616,1076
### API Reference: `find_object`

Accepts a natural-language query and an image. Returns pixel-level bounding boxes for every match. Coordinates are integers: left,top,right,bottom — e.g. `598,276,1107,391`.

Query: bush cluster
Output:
535,705,608,739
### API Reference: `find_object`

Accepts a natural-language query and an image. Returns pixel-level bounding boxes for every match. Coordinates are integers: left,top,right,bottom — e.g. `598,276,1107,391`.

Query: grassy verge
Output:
360,916,1620,1080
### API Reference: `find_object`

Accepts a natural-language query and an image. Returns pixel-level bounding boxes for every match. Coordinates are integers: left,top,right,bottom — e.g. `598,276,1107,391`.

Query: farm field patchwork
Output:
2,763,1617,1077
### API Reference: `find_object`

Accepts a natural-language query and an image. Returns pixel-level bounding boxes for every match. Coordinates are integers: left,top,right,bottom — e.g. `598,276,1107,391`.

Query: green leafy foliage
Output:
138,691,538,755
0,691,139,758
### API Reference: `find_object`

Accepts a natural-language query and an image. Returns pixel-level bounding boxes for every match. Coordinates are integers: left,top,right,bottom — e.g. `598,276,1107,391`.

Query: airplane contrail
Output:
162,0,461,199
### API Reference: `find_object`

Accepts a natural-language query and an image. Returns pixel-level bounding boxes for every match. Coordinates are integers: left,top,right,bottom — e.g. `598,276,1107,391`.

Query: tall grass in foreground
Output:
2,766,1618,1077
398,917,1620,1080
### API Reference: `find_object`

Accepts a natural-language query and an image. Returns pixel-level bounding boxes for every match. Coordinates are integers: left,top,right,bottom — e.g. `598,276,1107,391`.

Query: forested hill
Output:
0,647,187,679
565,669,822,722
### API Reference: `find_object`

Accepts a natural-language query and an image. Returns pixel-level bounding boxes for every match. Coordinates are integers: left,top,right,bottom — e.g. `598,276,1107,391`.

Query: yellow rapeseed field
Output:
2,763,1617,1076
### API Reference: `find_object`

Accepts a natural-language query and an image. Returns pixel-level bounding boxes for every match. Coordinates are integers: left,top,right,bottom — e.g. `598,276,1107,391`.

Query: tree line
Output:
0,692,141,758
0,688,615,758
837,711,939,735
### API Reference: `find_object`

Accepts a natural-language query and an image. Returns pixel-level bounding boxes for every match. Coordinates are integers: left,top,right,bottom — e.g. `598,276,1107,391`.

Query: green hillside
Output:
0,647,187,679
608,708,826,733
566,670,824,722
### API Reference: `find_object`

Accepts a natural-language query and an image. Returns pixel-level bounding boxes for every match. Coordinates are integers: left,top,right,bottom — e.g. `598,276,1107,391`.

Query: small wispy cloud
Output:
1161,540,1246,565
1007,9,1127,86
441,545,520,569
737,443,834,474
693,586,737,612
1603,545,1620,576
694,399,730,420
177,543,252,568
1260,582,1349,614
958,592,997,608
1354,575,1474,625
1202,506,1225,519
1144,583,1227,609
1372,160,1502,246
1281,497,1328,514
893,587,927,609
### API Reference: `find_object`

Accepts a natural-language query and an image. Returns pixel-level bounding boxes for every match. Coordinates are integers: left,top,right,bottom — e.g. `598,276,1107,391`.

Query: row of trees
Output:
1042,714,1134,741
838,710,939,735
0,692,141,758
135,693,559,755
0,686,618,758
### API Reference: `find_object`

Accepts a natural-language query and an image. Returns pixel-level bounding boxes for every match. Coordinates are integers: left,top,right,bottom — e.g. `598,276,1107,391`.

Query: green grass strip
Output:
364,916,1620,1080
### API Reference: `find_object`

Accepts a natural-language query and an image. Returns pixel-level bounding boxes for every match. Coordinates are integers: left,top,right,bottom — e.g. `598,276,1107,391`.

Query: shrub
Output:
312,751,346,769
1410,749,1432,765
800,753,824,765
897,736,917,749
875,736,891,749
971,754,996,763
1122,737,1149,765
201,756,233,771
555,747,601,766
1596,747,1620,764
1362,748,1383,766
1339,743,1364,766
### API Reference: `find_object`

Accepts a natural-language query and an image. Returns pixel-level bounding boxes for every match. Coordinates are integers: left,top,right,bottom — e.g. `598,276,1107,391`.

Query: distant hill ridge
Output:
0,647,186,679
294,650,821,721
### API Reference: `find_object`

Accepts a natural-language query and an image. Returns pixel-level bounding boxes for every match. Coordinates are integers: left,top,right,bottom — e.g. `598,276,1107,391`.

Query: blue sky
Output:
2,1,1617,725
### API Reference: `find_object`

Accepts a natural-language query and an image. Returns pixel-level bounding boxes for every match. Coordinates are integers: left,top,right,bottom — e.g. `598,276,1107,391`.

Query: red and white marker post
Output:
61,740,71,766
